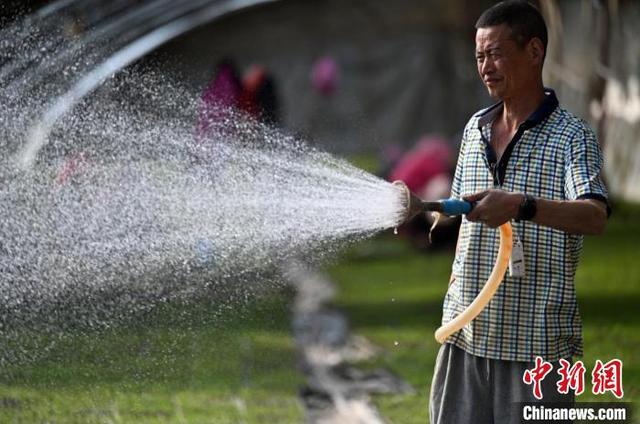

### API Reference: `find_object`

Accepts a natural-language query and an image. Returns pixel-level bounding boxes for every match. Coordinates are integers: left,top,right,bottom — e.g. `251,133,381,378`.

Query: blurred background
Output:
0,1,638,423
149,0,639,201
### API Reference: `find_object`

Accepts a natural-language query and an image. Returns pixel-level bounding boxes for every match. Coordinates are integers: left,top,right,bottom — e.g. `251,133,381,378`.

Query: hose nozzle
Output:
393,180,425,223
393,180,473,224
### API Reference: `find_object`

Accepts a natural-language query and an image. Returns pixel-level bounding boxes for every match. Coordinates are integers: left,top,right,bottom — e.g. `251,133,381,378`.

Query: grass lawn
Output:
1,202,638,423
0,295,305,423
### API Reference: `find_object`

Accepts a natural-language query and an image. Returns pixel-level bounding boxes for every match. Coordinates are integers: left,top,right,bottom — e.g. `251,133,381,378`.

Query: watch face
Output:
517,194,536,221
523,195,537,220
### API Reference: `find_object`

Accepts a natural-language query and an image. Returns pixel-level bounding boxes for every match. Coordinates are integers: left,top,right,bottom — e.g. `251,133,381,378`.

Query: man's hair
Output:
476,1,548,58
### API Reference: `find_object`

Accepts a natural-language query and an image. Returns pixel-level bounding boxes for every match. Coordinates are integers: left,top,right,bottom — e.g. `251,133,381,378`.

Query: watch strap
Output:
516,193,537,221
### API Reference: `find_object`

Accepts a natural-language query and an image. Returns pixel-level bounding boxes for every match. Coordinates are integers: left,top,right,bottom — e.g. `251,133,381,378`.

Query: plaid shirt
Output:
444,89,609,362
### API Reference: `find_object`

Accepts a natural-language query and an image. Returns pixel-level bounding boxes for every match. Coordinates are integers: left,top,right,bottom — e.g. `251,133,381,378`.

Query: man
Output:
429,2,610,423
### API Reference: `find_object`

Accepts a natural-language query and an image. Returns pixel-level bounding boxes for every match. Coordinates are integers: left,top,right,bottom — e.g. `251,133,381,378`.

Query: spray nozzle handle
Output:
422,199,474,216
440,199,473,216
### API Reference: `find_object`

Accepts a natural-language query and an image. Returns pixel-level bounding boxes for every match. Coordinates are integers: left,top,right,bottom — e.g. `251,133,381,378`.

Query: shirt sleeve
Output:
564,125,611,215
450,122,471,199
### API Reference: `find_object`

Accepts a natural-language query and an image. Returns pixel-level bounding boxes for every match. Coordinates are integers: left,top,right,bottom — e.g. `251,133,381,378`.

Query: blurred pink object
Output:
311,56,339,96
56,152,88,185
196,61,242,140
389,136,453,199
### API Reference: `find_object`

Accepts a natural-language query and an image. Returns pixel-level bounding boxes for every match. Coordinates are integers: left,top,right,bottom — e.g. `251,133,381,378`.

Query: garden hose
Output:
393,181,513,344
434,222,512,343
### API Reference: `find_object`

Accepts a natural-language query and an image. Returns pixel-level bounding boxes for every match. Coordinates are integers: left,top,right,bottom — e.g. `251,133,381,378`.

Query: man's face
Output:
475,24,536,100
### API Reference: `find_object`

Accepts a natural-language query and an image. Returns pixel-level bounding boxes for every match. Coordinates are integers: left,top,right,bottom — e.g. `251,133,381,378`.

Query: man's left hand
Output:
464,189,523,228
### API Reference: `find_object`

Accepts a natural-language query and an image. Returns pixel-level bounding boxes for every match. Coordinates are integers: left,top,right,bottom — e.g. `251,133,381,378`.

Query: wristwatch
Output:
516,193,537,221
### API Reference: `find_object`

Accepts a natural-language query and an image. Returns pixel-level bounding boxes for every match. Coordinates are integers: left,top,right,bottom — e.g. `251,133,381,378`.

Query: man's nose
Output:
479,57,494,75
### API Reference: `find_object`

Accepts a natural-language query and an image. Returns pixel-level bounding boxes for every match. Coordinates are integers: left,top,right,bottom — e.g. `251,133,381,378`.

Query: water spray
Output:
393,181,513,344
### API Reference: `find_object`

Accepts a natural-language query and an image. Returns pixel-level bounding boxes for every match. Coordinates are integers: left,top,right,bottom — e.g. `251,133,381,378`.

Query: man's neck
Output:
499,85,546,131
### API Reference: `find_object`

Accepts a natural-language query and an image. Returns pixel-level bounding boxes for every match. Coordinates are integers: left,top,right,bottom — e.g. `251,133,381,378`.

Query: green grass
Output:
1,202,638,423
0,294,305,423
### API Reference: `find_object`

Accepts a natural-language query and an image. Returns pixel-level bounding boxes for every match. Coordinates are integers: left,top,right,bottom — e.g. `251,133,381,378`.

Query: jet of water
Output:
0,65,408,367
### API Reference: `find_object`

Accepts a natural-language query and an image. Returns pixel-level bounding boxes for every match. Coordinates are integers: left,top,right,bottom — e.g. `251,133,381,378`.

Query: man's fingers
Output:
465,195,487,221
486,220,500,228
463,190,489,202
466,206,481,221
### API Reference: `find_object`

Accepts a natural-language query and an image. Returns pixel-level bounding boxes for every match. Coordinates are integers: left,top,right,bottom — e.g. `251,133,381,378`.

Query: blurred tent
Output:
152,0,494,153
541,0,640,202
152,0,640,202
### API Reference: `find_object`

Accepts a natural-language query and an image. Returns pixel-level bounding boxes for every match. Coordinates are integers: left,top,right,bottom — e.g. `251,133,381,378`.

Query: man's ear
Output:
527,38,545,67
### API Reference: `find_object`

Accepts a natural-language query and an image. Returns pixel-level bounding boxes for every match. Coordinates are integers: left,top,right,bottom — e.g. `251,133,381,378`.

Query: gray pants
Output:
429,343,574,424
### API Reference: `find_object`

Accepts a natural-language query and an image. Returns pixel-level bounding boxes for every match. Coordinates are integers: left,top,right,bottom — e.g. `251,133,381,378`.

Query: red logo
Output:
523,357,623,400
592,359,624,398
523,357,553,400
557,359,586,395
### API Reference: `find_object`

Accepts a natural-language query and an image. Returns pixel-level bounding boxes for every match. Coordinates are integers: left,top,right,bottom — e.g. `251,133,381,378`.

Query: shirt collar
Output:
477,88,559,129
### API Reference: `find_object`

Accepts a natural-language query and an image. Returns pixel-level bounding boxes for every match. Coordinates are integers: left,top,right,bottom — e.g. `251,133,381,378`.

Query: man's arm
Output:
463,189,608,235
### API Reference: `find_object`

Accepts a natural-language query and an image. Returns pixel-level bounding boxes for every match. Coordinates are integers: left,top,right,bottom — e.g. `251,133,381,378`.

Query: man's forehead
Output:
475,25,513,49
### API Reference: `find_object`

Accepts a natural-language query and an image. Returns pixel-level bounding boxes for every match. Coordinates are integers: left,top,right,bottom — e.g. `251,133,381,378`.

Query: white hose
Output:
434,222,513,343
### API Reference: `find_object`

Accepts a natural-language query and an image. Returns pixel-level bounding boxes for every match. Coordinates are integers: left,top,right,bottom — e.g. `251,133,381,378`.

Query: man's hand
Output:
464,189,523,228
463,189,608,234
